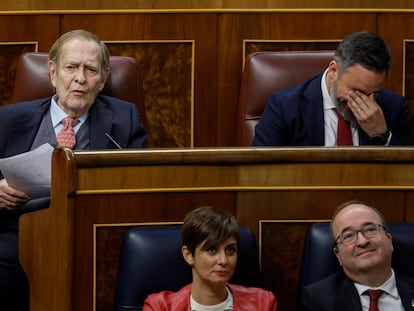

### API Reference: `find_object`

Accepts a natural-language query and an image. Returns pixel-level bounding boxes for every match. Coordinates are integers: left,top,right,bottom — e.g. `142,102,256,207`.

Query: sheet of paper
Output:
0,143,54,199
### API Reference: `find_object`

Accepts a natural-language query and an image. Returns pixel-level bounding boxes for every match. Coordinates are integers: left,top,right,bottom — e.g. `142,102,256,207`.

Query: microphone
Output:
105,133,122,149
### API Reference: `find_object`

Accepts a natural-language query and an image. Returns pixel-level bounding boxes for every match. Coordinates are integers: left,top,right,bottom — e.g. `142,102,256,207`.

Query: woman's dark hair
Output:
181,206,240,255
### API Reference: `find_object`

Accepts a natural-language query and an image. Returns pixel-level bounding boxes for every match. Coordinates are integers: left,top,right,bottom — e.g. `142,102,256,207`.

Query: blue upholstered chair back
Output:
114,225,262,311
300,222,414,290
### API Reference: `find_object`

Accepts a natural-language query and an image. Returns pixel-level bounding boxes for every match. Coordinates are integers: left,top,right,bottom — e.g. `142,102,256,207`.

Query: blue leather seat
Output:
299,222,414,290
114,225,263,311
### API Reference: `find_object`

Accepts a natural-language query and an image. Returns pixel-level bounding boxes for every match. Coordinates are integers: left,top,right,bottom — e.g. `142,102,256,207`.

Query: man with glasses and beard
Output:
252,30,413,146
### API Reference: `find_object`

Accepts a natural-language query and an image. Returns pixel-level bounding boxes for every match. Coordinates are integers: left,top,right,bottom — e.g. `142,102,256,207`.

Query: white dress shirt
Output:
354,269,405,311
321,69,359,146
50,95,88,135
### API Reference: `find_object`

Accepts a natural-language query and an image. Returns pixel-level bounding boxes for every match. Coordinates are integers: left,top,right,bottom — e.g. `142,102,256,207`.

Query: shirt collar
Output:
321,68,336,111
50,94,89,127
354,269,400,300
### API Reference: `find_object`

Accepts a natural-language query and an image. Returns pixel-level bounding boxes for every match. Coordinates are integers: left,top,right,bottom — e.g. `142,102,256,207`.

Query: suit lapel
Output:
338,278,363,311
301,76,325,145
396,275,414,310
88,95,113,149
6,99,50,156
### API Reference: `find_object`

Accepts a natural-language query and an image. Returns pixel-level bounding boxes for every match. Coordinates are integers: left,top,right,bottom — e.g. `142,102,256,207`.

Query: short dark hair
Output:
181,206,240,255
334,30,391,74
330,199,387,241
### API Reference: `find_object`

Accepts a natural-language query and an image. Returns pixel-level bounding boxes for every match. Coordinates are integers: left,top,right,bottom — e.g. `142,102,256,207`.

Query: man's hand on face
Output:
346,90,387,137
0,179,30,210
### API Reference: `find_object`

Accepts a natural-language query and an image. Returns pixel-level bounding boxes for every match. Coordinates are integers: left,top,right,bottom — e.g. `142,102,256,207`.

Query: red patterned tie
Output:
333,108,353,146
366,289,383,311
56,117,79,149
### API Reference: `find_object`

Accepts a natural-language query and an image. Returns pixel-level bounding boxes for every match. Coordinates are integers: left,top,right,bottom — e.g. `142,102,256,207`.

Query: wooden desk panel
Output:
19,147,414,311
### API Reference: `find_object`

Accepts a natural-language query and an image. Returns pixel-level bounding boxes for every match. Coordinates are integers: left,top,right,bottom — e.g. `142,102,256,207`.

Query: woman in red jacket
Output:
143,206,277,311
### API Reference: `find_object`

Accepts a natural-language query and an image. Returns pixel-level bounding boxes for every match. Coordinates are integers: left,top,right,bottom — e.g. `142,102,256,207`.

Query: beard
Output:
330,80,356,123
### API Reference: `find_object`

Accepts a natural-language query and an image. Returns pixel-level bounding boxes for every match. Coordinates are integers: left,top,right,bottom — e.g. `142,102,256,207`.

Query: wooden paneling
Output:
2,12,414,147
105,41,194,147
0,0,413,10
19,147,414,311
0,15,59,54
61,13,217,147
0,15,59,105
0,43,37,104
0,8,413,311
1,8,414,311
378,14,414,93
377,14,414,141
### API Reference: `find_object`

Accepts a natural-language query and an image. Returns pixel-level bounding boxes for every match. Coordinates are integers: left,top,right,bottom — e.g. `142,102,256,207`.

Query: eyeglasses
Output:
334,223,387,245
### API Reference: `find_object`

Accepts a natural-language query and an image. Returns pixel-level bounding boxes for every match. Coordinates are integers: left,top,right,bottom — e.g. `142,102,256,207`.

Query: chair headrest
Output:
238,50,334,146
11,52,145,109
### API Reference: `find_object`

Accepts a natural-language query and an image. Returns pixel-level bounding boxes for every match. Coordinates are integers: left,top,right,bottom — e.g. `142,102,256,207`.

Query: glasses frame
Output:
334,223,388,246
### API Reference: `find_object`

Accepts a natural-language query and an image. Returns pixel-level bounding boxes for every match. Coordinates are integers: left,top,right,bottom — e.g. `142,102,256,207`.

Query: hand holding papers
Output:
0,143,54,199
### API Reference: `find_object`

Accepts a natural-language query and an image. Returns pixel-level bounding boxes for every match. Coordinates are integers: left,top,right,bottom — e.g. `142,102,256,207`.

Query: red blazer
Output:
143,283,277,311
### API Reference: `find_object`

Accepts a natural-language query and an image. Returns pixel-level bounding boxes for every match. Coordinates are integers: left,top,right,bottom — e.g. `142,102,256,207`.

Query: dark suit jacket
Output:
0,94,146,216
300,271,414,311
253,74,413,146
0,94,146,163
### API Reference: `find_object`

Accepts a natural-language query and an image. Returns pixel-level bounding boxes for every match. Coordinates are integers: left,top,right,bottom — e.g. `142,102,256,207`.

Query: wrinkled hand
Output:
0,179,30,210
346,90,387,136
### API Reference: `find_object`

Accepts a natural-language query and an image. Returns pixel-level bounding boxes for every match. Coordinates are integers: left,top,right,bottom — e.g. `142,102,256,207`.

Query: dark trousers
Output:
0,216,29,311
0,197,50,311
